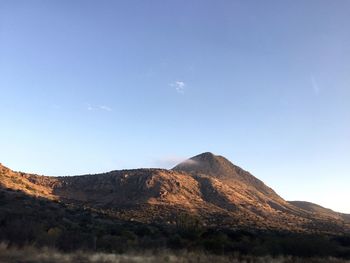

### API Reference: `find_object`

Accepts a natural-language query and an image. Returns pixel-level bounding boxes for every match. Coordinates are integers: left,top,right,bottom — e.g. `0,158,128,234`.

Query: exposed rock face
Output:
1,153,349,233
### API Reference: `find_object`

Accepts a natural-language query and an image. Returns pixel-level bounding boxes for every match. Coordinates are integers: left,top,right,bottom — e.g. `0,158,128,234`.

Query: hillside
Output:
290,201,350,223
1,153,349,234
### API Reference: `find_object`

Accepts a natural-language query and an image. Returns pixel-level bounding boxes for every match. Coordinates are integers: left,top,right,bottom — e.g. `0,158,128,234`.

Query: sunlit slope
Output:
1,153,349,233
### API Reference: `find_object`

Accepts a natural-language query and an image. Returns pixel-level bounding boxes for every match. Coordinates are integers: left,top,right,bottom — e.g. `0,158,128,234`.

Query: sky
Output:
0,0,349,213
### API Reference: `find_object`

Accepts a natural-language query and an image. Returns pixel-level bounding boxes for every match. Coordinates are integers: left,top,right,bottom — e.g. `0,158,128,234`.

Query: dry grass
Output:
0,243,349,263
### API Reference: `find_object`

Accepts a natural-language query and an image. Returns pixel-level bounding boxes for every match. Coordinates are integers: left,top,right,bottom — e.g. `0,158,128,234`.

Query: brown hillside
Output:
1,154,349,234
290,201,350,223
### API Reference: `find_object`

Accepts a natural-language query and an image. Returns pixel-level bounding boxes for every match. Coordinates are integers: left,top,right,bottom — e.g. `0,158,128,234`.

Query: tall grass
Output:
0,243,349,263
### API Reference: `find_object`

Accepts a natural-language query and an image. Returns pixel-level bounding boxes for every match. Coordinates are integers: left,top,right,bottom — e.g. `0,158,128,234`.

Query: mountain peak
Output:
192,152,218,161
186,151,220,163
172,152,235,178
195,151,216,157
173,152,276,196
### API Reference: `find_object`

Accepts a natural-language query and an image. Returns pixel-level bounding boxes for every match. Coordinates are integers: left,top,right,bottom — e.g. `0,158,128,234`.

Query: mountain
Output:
173,152,278,196
0,153,349,234
290,201,350,223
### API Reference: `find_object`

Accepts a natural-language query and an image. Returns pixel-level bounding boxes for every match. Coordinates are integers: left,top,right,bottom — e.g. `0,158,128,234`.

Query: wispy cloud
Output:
311,75,320,95
87,104,113,112
153,155,195,168
99,105,112,111
170,81,186,94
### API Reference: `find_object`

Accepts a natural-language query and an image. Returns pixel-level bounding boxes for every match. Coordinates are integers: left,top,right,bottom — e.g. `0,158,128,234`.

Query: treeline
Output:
0,188,350,258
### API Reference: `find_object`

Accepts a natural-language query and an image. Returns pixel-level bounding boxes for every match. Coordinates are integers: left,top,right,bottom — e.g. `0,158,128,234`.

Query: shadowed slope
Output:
290,201,350,223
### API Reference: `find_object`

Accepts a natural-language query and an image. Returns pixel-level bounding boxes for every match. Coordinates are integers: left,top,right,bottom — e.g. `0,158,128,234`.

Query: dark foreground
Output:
0,244,349,263
1,189,350,260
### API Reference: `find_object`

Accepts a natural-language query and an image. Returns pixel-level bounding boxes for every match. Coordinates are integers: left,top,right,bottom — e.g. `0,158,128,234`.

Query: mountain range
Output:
1,152,349,234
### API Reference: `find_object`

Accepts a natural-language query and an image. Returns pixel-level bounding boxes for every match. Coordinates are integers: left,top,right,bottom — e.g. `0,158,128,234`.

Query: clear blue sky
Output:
1,0,349,213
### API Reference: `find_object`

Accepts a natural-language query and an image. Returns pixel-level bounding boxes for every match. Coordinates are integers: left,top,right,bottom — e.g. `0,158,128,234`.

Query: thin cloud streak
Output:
153,155,194,168
311,76,320,95
87,104,113,112
99,105,112,112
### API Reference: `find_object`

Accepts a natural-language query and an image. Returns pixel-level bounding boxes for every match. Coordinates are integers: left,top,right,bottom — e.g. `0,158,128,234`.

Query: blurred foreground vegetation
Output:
1,188,350,260
0,243,350,263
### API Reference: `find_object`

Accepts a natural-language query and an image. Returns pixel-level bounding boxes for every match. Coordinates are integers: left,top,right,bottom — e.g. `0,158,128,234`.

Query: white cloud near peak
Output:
153,155,194,168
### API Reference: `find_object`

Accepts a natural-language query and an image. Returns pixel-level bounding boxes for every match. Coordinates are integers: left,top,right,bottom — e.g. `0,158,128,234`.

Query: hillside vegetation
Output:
1,153,350,259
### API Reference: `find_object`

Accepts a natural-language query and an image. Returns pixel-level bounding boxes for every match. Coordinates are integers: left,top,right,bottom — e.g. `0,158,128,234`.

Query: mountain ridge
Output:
1,153,349,233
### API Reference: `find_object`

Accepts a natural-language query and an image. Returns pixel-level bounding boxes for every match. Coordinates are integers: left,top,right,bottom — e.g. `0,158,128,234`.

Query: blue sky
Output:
1,0,349,213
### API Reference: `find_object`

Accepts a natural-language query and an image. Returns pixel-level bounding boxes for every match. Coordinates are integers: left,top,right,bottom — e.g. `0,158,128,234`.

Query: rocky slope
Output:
0,153,349,233
290,201,350,223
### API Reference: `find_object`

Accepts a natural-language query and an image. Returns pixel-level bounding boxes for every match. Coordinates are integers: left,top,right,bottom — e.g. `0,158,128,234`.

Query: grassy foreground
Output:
0,243,349,263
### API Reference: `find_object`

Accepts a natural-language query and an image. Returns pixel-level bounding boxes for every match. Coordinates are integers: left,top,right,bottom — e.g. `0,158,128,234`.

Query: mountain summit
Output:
173,152,233,177
173,152,276,196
